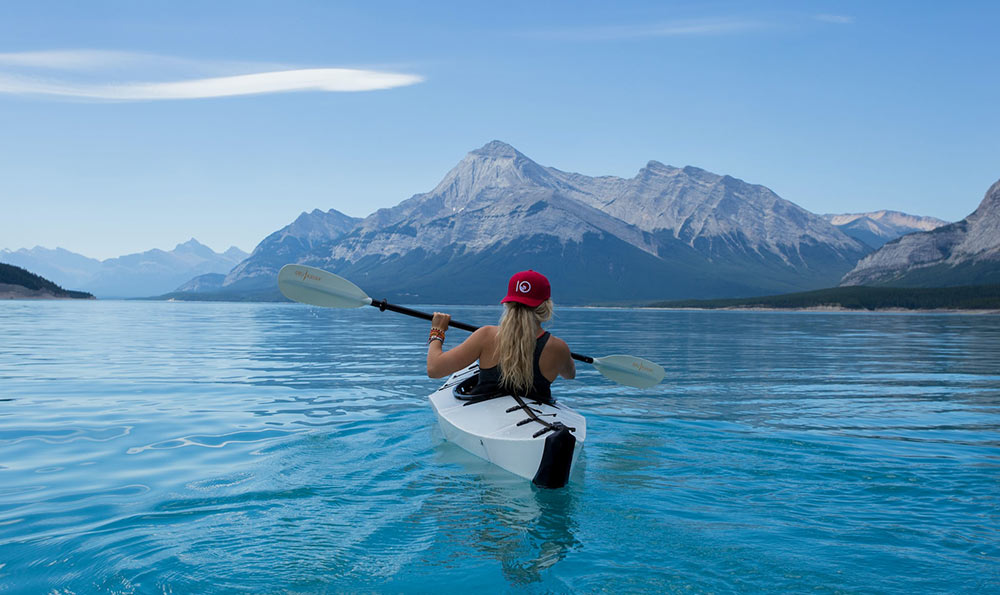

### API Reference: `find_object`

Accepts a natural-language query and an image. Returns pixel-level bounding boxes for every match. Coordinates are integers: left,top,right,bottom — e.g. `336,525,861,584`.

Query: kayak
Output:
428,363,586,488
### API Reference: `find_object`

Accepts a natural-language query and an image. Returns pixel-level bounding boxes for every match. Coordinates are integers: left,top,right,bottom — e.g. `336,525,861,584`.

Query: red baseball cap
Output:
501,270,551,307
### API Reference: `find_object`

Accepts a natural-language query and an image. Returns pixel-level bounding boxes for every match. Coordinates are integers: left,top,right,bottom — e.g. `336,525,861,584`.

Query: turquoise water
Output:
1,301,998,593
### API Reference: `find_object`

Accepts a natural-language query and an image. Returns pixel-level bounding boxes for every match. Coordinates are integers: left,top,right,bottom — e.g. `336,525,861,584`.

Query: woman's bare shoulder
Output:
546,334,571,353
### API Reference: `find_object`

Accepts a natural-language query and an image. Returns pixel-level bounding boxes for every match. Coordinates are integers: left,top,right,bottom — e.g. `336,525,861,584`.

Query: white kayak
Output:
429,363,586,488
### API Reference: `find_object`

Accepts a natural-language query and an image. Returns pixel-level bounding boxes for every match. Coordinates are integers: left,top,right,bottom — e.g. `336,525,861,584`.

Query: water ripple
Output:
0,302,998,593
126,428,302,454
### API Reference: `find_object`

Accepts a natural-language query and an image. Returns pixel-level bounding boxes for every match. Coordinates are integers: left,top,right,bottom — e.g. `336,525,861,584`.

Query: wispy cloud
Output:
524,13,858,41
814,14,855,25
526,18,769,41
0,50,424,100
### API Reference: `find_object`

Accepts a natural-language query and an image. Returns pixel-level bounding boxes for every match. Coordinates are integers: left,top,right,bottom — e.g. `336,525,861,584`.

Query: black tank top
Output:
474,332,553,403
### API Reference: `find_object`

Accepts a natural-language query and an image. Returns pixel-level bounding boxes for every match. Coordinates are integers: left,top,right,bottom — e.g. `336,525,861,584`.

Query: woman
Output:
426,270,575,402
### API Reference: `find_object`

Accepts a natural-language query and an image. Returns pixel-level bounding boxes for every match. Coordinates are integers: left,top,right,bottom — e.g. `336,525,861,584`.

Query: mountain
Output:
215,209,361,297
0,263,94,299
0,240,248,298
88,239,248,297
823,211,949,249
184,141,870,304
0,247,101,291
174,273,226,293
841,179,1000,287
297,142,869,303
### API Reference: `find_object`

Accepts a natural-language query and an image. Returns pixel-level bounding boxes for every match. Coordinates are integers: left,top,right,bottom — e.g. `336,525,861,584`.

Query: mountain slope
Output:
0,263,94,299
841,179,1000,286
217,208,361,296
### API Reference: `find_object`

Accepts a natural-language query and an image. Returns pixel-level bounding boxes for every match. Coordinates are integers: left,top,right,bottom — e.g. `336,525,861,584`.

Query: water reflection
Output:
433,441,582,584
2,302,999,593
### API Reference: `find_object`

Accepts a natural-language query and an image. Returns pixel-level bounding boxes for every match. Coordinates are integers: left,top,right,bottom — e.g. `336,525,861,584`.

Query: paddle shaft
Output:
368,298,595,364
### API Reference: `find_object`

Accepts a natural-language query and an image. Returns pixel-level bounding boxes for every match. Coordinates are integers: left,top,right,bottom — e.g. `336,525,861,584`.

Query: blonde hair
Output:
497,299,553,395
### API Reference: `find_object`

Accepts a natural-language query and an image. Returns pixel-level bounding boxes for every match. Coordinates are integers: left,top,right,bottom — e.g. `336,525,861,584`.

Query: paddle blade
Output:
591,355,665,389
277,264,373,308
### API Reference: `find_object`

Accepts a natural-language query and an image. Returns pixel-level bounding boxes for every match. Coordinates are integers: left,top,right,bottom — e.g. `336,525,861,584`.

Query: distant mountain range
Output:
841,179,1000,286
10,142,971,304
175,141,881,304
823,211,948,249
0,240,247,298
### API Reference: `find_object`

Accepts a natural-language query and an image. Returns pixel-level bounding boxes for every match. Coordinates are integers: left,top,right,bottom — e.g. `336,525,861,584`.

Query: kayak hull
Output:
429,364,586,488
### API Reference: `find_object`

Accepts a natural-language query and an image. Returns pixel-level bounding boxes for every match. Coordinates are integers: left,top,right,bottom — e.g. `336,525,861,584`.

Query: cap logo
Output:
517,280,531,294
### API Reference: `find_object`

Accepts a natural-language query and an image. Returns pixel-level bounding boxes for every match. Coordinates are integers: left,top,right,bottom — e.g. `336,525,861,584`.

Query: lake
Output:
0,301,998,593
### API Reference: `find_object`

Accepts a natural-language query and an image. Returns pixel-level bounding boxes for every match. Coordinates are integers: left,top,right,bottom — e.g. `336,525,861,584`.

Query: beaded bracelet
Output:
428,328,446,345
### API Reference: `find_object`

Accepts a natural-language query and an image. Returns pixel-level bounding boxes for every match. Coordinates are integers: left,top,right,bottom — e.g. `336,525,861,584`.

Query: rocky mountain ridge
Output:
841,179,1000,286
212,208,361,295
213,141,872,304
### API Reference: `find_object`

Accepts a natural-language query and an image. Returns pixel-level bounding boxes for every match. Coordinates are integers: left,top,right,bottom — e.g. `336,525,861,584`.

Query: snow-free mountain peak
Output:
174,238,218,258
470,140,523,158
426,140,563,206
223,246,249,260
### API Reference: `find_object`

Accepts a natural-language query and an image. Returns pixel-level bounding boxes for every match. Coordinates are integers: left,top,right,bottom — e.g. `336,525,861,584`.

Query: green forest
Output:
651,285,1000,311
0,263,94,299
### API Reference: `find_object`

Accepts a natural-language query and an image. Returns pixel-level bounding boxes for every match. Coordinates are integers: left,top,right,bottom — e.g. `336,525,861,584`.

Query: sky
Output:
1,1,998,260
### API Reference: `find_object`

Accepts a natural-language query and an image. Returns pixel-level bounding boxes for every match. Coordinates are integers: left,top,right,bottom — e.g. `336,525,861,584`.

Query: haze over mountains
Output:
178,141,879,304
824,211,948,249
0,240,247,298
842,179,1000,287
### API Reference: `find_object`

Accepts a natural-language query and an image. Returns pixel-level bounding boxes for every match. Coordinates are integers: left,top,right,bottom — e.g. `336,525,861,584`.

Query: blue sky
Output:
1,1,997,259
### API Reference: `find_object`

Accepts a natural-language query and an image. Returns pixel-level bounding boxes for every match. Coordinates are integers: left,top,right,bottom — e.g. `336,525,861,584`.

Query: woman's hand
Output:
427,318,490,379
431,312,451,332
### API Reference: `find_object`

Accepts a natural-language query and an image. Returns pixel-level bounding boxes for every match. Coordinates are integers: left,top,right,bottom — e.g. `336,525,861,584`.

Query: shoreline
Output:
644,305,1000,314
0,285,95,300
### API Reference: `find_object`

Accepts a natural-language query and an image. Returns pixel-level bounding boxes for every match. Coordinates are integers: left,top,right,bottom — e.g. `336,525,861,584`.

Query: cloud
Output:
0,49,151,70
525,18,768,41
0,50,424,100
814,14,855,25
526,13,858,41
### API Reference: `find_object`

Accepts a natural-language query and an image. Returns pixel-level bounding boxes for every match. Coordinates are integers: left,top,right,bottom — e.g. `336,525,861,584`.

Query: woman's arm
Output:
539,335,576,381
552,336,576,380
426,313,489,378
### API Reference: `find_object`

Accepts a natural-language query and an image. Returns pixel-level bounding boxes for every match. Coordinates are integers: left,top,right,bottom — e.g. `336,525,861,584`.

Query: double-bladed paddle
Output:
277,264,665,389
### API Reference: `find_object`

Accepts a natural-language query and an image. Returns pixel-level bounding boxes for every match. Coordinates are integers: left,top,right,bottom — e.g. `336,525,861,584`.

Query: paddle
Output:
277,264,665,389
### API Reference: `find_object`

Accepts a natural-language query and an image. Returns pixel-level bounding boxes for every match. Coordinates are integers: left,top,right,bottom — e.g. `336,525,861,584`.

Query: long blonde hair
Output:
497,299,553,395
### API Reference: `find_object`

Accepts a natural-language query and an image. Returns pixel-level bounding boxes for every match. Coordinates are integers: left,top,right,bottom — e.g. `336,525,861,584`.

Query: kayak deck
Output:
429,363,586,488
